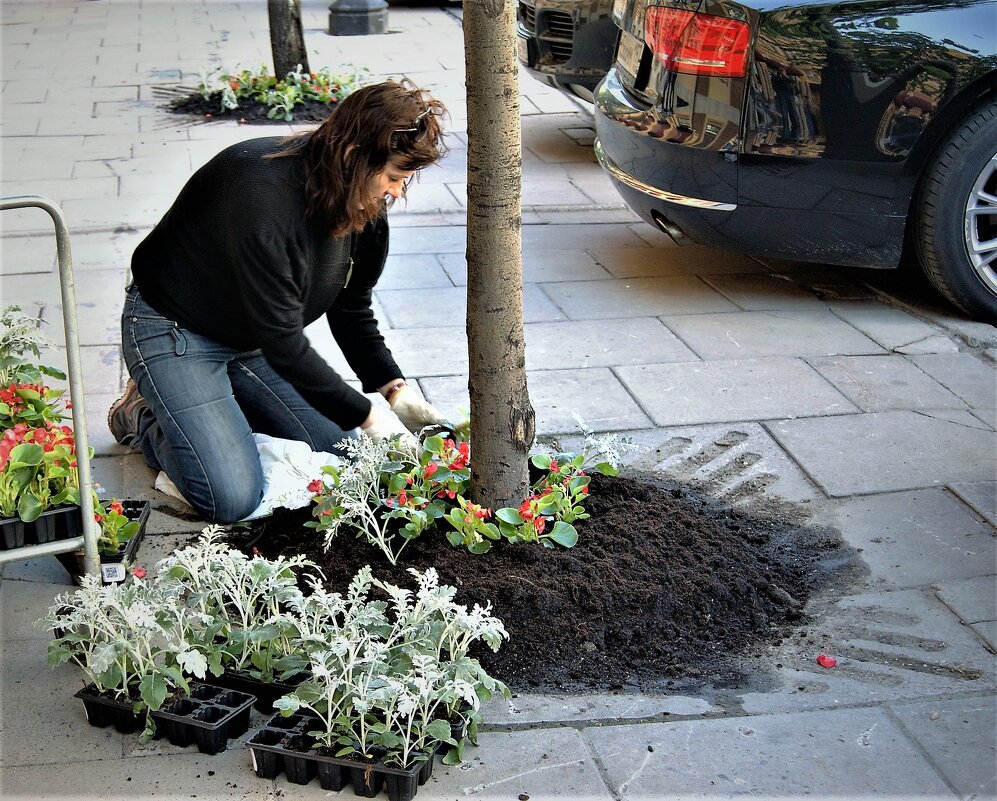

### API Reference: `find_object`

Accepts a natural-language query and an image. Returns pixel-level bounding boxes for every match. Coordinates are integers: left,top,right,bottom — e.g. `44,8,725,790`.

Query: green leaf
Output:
17,493,42,523
467,540,491,555
423,435,444,455
547,521,578,548
593,461,619,476
424,717,455,744
495,507,524,525
531,453,552,470
46,643,72,668
139,672,168,711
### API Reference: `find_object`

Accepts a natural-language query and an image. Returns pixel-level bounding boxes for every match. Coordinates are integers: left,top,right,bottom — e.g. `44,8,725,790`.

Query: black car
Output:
594,0,997,321
517,0,617,101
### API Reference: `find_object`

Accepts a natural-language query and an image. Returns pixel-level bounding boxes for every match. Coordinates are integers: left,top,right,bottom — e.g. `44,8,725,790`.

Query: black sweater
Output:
131,136,401,429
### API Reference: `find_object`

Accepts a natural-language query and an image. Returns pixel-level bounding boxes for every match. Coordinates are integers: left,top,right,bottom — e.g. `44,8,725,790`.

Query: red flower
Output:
109,501,124,515
549,460,559,473
533,516,546,534
816,654,837,669
423,462,438,479
307,479,324,494
131,566,147,579
65,401,73,410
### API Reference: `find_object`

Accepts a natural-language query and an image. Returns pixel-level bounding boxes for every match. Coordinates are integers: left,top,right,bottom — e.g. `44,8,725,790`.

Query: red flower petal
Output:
816,654,837,668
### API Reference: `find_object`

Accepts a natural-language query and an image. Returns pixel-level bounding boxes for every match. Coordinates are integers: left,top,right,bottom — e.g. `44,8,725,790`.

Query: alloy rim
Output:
965,153,997,297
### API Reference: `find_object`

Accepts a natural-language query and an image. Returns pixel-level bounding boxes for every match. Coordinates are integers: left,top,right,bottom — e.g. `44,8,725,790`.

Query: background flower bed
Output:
234,472,861,692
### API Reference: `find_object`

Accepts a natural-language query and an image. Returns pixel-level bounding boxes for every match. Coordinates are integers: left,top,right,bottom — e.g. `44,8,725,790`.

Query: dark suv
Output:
594,0,997,321
516,0,617,101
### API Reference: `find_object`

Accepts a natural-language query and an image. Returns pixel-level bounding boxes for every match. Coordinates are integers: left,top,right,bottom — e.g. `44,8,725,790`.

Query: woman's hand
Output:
387,384,446,434
361,406,418,451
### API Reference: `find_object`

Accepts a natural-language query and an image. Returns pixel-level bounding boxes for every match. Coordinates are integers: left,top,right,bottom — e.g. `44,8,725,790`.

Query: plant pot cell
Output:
190,684,221,701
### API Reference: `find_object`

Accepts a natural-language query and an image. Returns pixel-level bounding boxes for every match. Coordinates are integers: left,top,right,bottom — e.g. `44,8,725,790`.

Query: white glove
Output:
361,407,419,452
389,385,446,434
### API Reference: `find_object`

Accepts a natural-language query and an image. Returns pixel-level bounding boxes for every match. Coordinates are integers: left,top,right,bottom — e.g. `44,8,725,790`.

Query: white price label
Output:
250,749,258,773
101,563,126,583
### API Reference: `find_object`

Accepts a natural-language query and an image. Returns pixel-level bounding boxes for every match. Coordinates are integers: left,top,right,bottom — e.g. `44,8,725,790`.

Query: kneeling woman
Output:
109,80,448,523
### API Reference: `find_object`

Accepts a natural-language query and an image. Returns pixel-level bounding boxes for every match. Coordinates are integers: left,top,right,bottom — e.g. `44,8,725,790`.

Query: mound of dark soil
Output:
233,473,858,693
166,93,334,124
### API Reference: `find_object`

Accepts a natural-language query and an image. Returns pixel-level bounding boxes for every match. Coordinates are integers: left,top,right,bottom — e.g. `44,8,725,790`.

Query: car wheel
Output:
915,100,997,324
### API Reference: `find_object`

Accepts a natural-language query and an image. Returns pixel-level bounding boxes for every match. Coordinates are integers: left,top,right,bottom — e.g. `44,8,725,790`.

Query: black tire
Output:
915,100,997,324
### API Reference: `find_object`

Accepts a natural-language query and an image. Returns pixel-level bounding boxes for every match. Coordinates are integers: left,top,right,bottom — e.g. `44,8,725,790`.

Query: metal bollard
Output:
328,0,388,36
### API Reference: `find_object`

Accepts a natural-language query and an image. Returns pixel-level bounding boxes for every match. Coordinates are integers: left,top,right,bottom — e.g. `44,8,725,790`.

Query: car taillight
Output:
644,7,750,78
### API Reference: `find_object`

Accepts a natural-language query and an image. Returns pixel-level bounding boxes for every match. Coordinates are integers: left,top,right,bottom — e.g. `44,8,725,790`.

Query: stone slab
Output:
911,352,997,429
439,249,613,285
617,358,856,427
543,276,739,319
482,692,717,726
948,481,997,527
558,422,821,507
808,354,969,412
887,694,997,800
934,575,997,626
738,587,996,715
588,245,765,278
428,728,614,800
831,301,963,355
818,489,996,588
376,284,565,328
661,309,886,359
768,410,997,496
585,707,957,799
0,638,125,769
702,273,831,310
525,318,698,369
378,252,455,290
0,580,68,640
421,368,653,435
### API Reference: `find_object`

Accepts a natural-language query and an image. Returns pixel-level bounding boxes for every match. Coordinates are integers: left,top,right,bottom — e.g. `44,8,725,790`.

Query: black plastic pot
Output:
246,712,432,800
152,683,255,755
31,505,84,544
209,669,307,713
56,499,151,584
0,516,26,550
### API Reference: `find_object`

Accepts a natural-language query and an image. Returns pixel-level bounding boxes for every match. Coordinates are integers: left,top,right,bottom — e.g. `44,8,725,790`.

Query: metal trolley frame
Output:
0,195,101,576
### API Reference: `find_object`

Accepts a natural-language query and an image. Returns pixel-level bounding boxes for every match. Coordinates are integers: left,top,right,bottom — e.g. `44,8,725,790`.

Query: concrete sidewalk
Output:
1,2,995,799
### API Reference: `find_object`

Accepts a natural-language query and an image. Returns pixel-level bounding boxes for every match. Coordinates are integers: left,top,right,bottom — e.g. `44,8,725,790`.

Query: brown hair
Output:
270,79,447,237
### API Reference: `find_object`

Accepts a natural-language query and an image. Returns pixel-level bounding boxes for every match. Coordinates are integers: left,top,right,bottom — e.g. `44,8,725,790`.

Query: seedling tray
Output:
75,681,254,754
209,669,307,713
56,499,151,584
0,517,27,550
152,682,254,754
246,713,433,801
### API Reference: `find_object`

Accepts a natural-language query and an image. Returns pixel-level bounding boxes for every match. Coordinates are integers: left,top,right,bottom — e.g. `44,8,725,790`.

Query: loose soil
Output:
166,93,335,125
231,472,861,694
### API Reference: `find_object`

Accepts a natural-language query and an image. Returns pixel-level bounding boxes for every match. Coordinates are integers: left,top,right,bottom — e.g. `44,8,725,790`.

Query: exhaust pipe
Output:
652,211,687,245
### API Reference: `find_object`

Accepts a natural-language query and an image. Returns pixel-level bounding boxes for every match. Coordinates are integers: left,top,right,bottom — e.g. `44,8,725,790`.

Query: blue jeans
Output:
121,286,355,523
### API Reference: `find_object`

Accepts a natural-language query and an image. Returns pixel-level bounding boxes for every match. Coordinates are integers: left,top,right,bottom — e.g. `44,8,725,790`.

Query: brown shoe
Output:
107,379,148,448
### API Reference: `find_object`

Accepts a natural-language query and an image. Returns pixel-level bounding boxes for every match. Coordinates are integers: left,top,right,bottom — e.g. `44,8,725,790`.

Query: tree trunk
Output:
268,0,310,78
463,0,535,509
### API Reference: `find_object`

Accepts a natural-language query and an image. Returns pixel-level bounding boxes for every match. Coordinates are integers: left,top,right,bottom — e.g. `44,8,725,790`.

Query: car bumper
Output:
594,69,907,269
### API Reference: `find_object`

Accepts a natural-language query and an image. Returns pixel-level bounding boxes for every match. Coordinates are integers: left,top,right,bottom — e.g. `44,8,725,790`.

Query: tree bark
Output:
464,0,535,509
268,0,310,78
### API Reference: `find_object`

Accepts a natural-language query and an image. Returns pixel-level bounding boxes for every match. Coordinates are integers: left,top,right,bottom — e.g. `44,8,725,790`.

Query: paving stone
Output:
738,587,996,715
0,579,69,640
0,637,125,769
661,309,885,359
888,694,996,800
818,489,996,588
702,273,832,310
934,576,997,627
389,224,467,255
808,354,968,412
545,276,740,320
585,707,957,799
948,480,997,527
617,358,856,427
768,410,997,496
439,248,612,285
382,325,468,377
1,749,270,799
911,351,997,429
421,368,653,435
830,300,961,354
429,728,614,800
483,691,717,725
558,422,821,506
376,284,565,329
521,222,652,251
589,245,765,278
379,252,456,290
524,318,698,369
